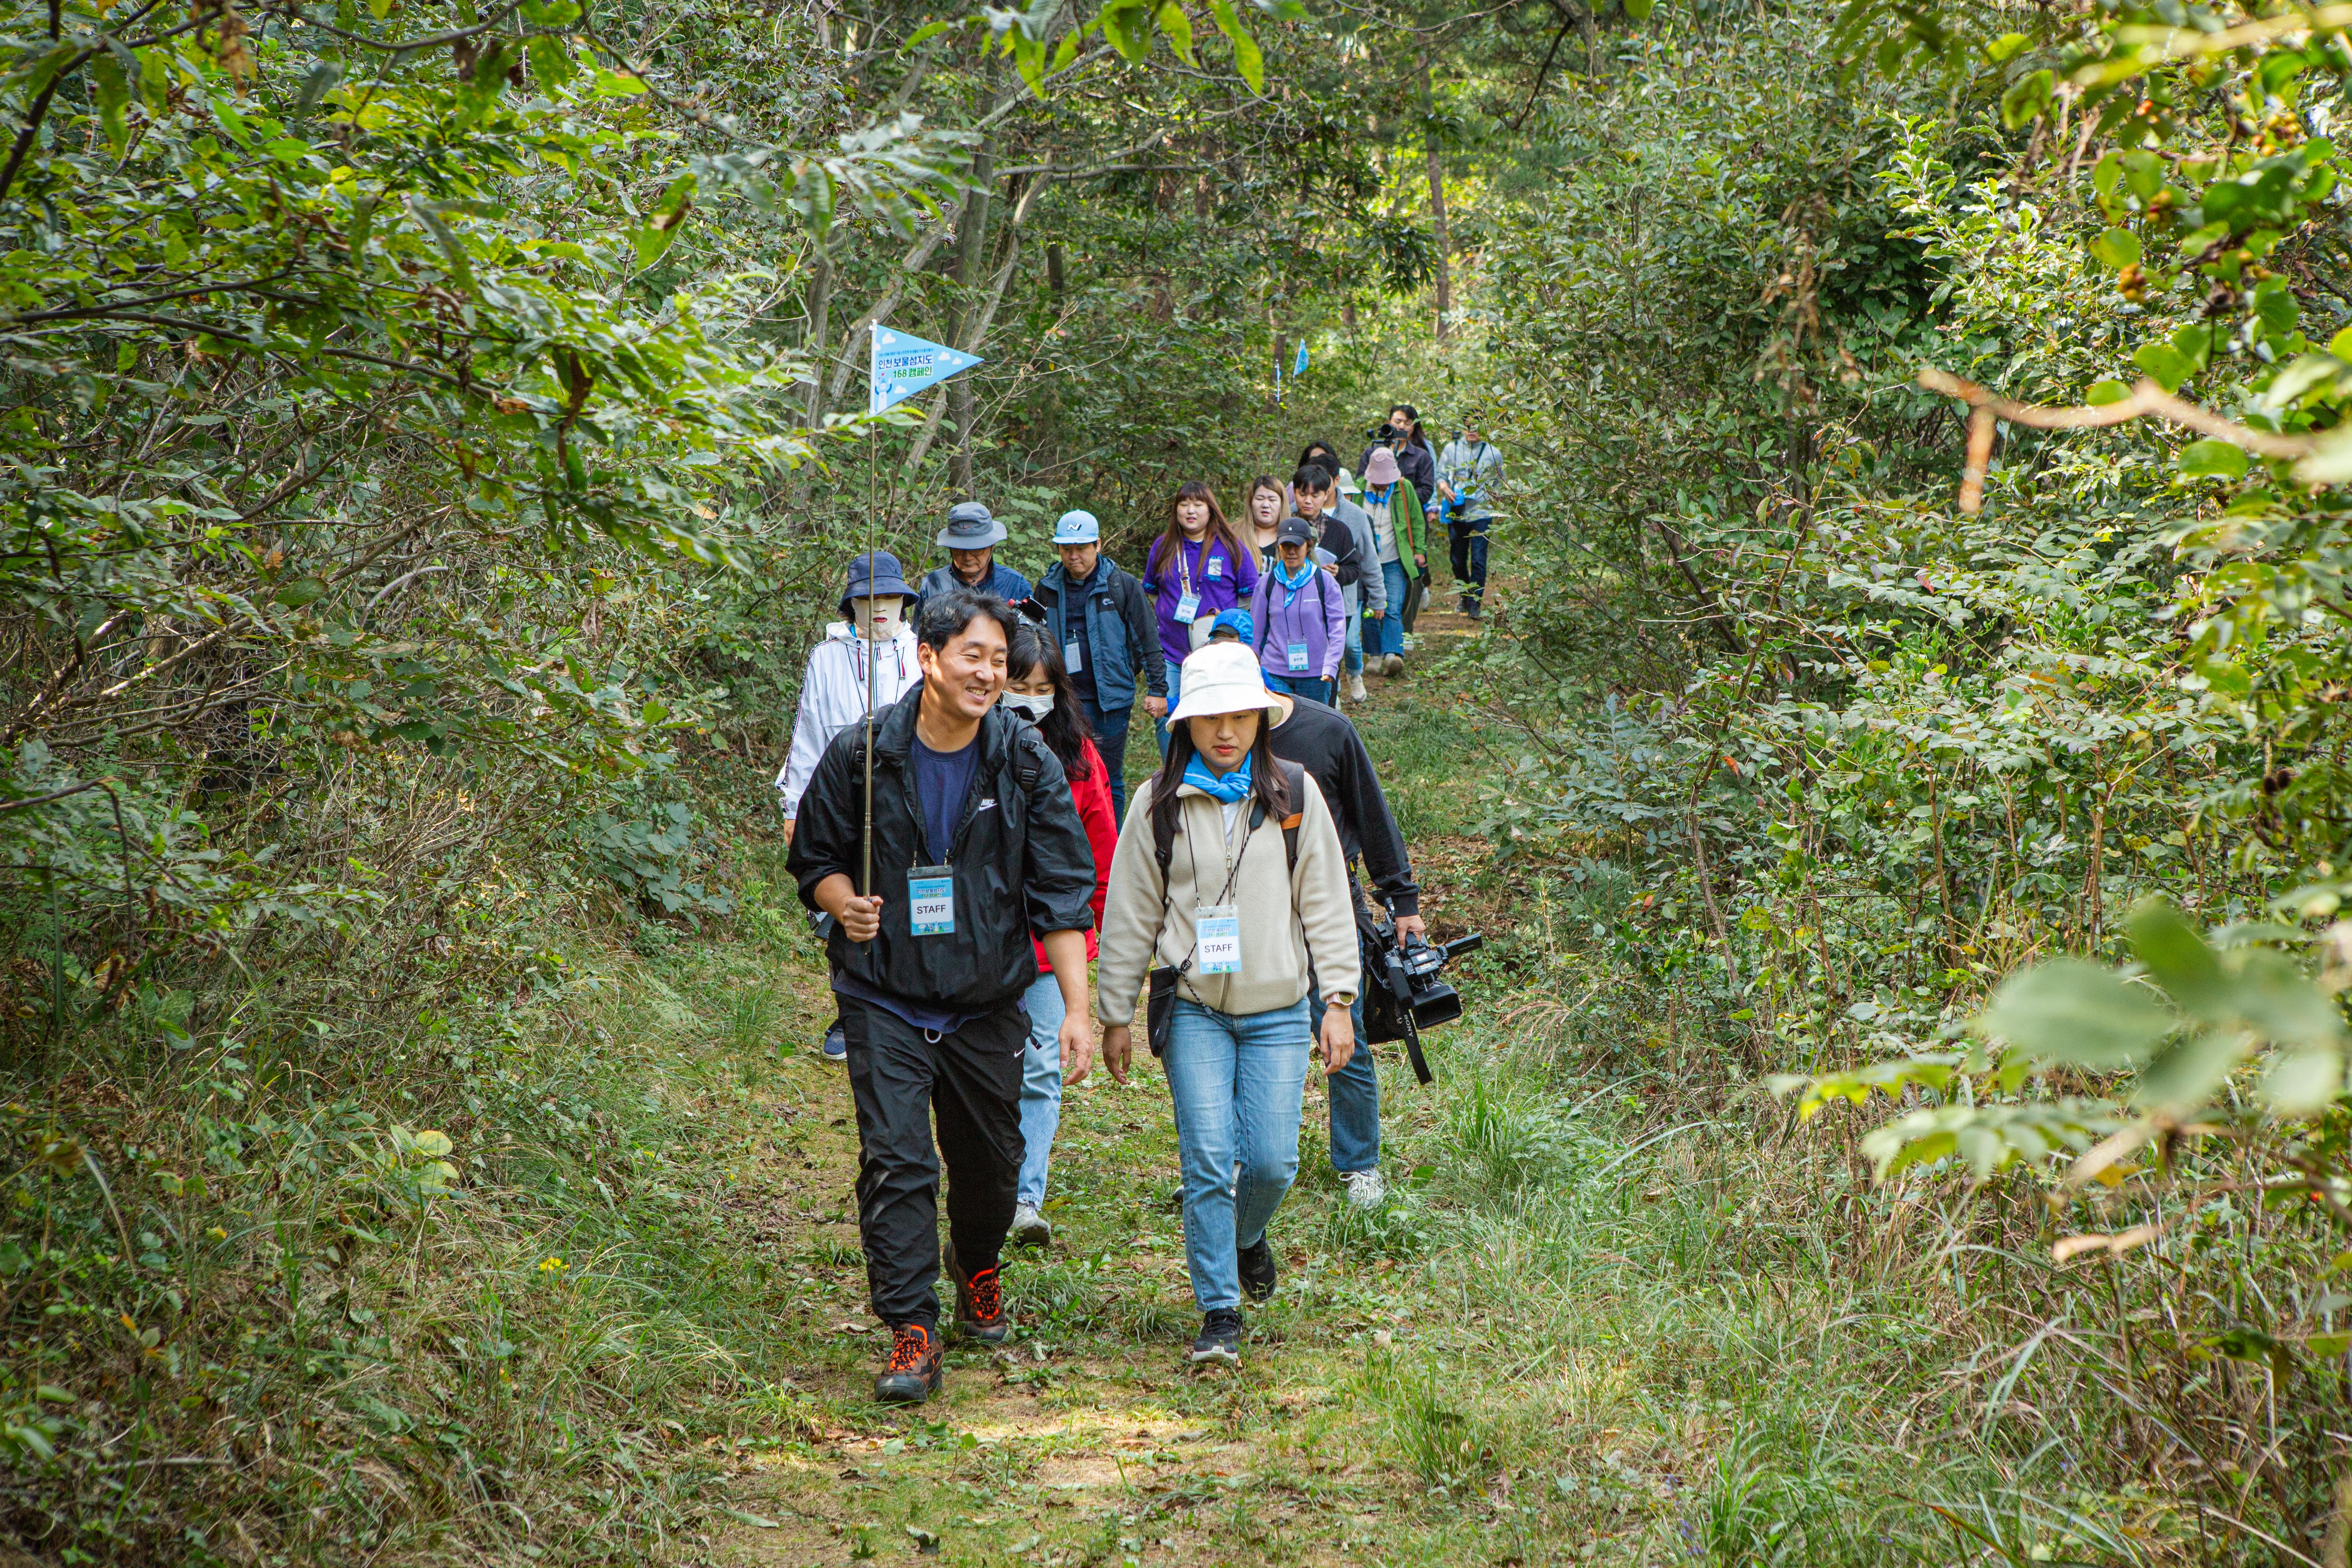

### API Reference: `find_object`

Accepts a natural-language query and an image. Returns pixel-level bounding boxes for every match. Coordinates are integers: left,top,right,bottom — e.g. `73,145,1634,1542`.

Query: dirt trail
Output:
713,606,1496,1568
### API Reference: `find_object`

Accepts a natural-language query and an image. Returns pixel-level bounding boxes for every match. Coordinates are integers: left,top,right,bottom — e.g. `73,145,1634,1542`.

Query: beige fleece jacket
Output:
1094,770,1361,1025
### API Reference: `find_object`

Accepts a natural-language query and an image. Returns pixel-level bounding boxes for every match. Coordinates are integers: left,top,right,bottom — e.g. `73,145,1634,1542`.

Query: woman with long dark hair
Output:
999,623,1117,1249
1094,642,1359,1365
1142,481,1258,748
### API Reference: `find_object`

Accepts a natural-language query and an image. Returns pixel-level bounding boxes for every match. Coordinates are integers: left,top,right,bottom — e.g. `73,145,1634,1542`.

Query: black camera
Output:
1364,918,1482,1084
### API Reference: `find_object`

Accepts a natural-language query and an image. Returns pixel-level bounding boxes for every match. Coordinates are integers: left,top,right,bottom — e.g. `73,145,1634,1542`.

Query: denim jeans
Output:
1372,561,1410,659
1017,969,1064,1209
1265,673,1333,706
1344,603,1363,675
1163,997,1313,1312
1156,655,1183,757
1308,973,1377,1174
1448,517,1490,601
1080,695,1133,825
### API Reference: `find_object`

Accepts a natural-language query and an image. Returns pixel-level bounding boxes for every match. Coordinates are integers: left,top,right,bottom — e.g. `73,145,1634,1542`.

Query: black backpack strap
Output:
1276,760,1305,873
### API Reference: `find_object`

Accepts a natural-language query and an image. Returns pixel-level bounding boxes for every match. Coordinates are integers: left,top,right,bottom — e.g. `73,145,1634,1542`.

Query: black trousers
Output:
1448,517,1490,602
840,998,1025,1330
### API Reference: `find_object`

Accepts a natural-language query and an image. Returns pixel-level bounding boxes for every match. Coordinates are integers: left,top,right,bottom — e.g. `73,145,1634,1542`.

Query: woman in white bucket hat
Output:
1093,642,1359,1368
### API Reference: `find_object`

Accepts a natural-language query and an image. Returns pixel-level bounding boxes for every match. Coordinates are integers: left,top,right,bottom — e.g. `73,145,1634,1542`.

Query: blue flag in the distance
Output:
1294,341,1310,377
870,327,982,414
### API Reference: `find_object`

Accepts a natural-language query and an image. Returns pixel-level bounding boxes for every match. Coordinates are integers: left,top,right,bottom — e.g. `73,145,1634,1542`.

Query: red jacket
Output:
1034,735,1115,972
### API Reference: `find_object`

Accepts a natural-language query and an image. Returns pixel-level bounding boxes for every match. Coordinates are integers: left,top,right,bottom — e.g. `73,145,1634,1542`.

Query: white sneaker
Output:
1011,1203,1051,1247
1344,673,1369,704
1340,1169,1386,1208
1401,633,1416,653
1382,653,1405,677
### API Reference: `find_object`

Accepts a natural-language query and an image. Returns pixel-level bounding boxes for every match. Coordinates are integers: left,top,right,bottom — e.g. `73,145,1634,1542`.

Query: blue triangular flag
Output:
1294,341,1310,377
870,326,983,415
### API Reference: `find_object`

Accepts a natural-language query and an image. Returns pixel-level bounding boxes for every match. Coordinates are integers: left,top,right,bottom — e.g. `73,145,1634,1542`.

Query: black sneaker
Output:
948,1245,1009,1345
820,1024,847,1063
875,1322,943,1404
1189,1307,1243,1365
1238,1237,1278,1302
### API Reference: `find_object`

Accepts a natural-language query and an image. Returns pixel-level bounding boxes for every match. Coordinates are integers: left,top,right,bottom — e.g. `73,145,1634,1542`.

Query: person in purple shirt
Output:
1246,515,1347,706
1140,480,1258,754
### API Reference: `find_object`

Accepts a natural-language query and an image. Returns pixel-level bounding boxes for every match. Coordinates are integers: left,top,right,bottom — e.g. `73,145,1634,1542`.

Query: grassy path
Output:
620,608,2038,1567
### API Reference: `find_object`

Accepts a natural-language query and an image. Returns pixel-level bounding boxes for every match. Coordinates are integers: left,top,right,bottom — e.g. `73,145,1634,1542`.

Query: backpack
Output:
1253,573,1341,667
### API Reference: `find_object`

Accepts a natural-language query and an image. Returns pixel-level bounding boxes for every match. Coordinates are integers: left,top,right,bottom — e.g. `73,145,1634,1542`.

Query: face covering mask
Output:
1000,691,1054,718
849,595,903,640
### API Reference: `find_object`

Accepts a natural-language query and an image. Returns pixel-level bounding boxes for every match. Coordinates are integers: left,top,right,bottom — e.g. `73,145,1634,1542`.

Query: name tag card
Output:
1286,640,1311,673
1196,904,1241,974
908,864,955,936
1064,639,1083,672
1176,590,1201,624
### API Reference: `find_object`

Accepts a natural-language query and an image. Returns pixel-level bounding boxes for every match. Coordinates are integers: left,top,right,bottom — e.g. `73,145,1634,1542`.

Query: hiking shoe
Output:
1381,653,1405,677
875,1323,943,1404
1011,1203,1051,1248
1344,673,1369,704
1465,598,1483,621
1341,1168,1388,1208
1189,1308,1243,1365
1238,1237,1278,1302
949,1246,1009,1344
820,1024,847,1063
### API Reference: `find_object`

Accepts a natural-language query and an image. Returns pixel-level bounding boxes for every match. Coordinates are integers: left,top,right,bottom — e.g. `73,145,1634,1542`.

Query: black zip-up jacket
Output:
786,688,1097,1013
1031,558,1167,714
1268,695,1419,921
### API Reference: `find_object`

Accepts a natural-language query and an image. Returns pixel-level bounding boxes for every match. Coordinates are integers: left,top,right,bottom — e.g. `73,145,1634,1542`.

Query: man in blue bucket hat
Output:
1030,508,1161,825
916,501,1032,607
778,550,924,1062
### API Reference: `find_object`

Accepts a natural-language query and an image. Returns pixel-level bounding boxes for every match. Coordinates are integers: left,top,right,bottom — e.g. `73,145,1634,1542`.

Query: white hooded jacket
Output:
775,622,921,819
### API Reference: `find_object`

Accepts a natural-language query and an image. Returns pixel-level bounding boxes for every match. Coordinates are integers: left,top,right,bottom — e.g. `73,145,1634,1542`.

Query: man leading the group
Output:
786,588,1098,1405
1265,686,1423,1207
918,501,1033,606
1436,421,1505,620
1031,509,1162,824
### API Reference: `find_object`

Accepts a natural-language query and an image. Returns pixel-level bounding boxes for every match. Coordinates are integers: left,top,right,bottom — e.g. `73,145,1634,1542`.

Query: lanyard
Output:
1176,537,1204,597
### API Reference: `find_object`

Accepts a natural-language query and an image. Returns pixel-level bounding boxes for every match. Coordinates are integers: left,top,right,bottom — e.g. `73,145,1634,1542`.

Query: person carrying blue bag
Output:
1435,421,1504,620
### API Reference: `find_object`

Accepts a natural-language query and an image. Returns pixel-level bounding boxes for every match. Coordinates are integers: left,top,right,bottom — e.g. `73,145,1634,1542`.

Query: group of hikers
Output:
773,408,1500,1404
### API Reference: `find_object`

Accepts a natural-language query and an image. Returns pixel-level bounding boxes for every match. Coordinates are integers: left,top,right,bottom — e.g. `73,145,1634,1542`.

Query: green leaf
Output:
1097,0,1152,60
1999,69,2053,130
90,51,129,153
2088,228,2140,271
2133,1027,2246,1113
2132,342,2193,392
2178,440,2249,481
2086,379,2132,405
1624,0,1655,17
2264,1044,2344,1114
904,18,957,47
1974,959,2173,1069
1206,0,1264,94
2126,899,2227,1016
1984,31,2030,62
273,575,329,608
1155,0,1196,64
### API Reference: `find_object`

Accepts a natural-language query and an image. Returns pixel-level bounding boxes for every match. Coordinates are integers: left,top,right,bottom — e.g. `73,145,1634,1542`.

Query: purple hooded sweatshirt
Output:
1247,561,1348,682
1144,532,1259,666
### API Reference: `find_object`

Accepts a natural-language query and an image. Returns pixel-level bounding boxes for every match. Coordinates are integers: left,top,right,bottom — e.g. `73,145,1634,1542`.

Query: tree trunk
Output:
1046,241,1065,296
947,144,996,497
1421,58,1453,341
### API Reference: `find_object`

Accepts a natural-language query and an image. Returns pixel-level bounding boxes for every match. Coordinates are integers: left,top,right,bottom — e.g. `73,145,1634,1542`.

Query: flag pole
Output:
862,323,879,904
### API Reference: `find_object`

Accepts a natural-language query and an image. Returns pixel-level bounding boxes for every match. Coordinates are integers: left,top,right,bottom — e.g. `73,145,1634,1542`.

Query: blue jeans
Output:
1017,970,1064,1208
1448,517,1490,601
1156,656,1183,757
1080,696,1133,825
1372,562,1410,658
1265,673,1333,706
1345,602,1363,675
1309,972,1377,1174
1163,997,1312,1312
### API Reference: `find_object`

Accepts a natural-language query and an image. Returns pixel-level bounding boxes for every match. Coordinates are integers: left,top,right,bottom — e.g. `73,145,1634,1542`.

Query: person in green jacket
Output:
1359,445,1425,675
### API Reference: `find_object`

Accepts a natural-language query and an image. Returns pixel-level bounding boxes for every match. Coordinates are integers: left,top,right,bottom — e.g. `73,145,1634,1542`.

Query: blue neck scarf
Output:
1183,750,1254,803
1274,556,1316,591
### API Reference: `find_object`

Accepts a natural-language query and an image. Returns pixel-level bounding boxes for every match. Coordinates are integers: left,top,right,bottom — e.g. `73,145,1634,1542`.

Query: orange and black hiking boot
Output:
874,1321,943,1405
947,1245,1009,1345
